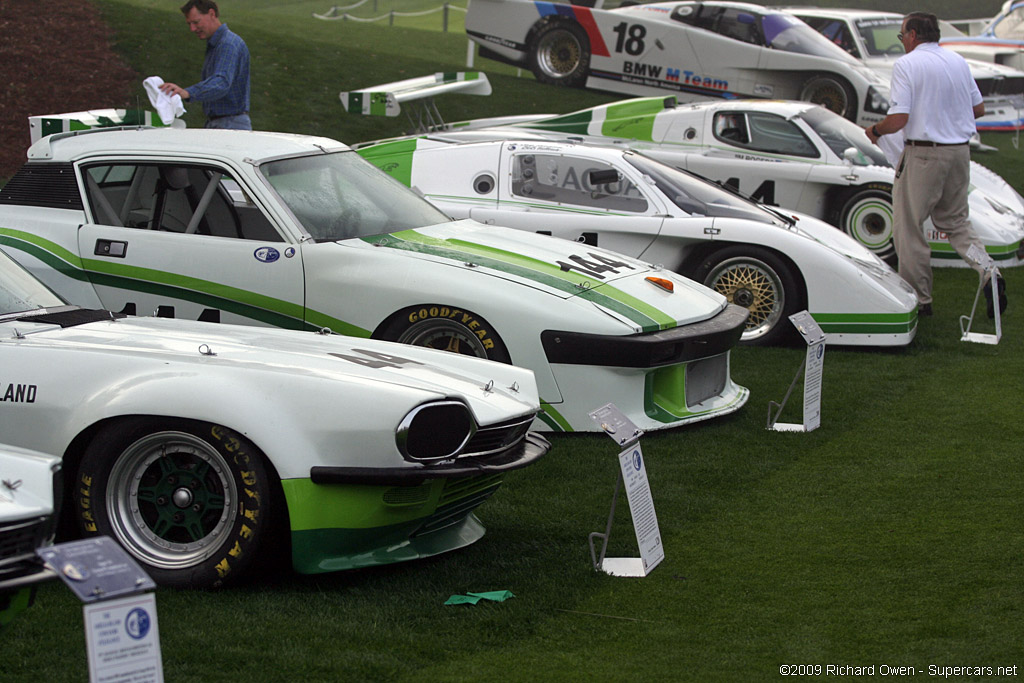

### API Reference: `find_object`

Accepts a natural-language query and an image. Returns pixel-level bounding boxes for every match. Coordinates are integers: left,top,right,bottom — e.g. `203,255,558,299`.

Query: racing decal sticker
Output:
364,230,677,331
0,383,37,403
329,348,425,369
535,2,611,57
254,246,280,263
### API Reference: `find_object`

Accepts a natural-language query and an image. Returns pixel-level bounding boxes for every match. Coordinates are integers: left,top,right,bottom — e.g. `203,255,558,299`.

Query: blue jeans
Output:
205,113,252,130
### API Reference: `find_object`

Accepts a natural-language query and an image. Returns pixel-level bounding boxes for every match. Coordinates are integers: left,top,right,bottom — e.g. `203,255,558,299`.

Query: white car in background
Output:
942,0,1024,71
421,97,1024,267
0,124,749,434
358,136,919,346
465,0,891,126
0,445,60,628
788,7,1024,131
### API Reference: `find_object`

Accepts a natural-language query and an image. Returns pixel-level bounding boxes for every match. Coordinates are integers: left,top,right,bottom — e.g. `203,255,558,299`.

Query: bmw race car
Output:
423,97,1024,267
787,7,1024,131
0,125,749,433
0,445,60,628
465,0,891,126
358,136,918,346
941,1,1024,72
0,247,551,589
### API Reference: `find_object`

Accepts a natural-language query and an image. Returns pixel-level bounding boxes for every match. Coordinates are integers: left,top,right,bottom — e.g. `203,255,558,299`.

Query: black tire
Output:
693,246,803,346
831,183,896,263
379,305,512,363
74,418,272,589
529,21,591,87
799,74,856,121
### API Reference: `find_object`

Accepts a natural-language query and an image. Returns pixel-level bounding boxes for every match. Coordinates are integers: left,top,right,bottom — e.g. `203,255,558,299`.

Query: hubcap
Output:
707,257,785,341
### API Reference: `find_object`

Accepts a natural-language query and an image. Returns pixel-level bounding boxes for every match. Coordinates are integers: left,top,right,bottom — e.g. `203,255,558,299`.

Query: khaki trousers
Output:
892,143,986,304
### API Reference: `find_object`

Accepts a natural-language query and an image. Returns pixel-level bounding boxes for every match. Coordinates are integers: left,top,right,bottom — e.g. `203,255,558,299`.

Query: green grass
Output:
2,0,1023,679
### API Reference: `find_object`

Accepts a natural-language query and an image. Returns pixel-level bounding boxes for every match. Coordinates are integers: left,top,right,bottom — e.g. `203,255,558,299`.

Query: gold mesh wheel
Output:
706,256,786,342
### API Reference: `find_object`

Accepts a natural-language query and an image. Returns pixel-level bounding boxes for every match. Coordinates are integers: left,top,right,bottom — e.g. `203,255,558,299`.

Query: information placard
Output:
769,311,826,433
84,593,163,683
38,536,155,603
615,444,664,576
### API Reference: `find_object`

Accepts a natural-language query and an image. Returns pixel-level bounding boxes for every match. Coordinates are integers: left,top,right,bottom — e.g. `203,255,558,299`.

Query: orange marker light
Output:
646,276,674,293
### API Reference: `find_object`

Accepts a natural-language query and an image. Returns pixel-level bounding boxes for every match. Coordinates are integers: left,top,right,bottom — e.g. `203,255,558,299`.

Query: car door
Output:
671,4,765,97
684,109,817,211
77,160,307,329
471,146,665,259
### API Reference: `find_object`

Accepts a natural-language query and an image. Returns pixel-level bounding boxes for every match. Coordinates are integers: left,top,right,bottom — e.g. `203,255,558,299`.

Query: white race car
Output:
0,445,60,628
787,7,1024,131
0,124,749,433
424,97,1024,267
0,247,551,588
465,0,891,126
358,136,918,346
942,1,1024,72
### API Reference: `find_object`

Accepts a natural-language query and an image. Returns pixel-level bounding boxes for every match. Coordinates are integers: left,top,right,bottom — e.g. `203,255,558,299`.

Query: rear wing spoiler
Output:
339,72,491,132
29,109,168,144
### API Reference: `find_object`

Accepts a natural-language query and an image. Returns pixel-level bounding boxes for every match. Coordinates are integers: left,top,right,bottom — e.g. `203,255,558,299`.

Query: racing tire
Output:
380,305,513,363
693,246,803,346
74,418,273,589
529,21,591,87
799,74,856,121
832,184,896,263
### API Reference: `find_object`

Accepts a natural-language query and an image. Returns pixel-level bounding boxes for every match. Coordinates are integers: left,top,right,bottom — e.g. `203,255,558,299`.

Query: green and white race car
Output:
0,248,550,589
0,126,749,433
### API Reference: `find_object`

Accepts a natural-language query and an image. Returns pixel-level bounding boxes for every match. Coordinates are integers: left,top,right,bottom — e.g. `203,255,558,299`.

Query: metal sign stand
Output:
768,311,827,433
960,265,1002,345
587,404,664,577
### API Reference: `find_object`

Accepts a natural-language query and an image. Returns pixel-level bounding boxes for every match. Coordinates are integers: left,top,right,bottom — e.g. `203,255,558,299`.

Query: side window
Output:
82,163,282,241
713,112,819,158
803,17,859,56
716,9,764,45
510,154,648,213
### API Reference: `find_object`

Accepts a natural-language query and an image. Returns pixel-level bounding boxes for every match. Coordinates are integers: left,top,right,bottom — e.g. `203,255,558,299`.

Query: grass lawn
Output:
2,0,1022,680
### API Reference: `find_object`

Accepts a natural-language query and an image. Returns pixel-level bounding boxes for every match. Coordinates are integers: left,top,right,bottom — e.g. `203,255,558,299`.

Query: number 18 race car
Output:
0,247,549,589
465,0,891,126
0,120,748,433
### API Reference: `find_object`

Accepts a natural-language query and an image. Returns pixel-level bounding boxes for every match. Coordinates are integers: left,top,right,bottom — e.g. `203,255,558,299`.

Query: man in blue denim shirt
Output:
160,0,251,130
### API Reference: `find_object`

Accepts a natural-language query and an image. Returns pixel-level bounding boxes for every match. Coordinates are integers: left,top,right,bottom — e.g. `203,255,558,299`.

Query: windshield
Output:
853,17,966,57
993,5,1024,40
763,13,859,63
0,251,65,317
798,106,891,166
259,151,450,242
623,151,776,224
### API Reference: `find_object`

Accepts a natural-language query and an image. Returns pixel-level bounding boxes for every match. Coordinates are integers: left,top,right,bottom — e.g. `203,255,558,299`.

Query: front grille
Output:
0,163,83,210
685,353,728,407
461,413,534,457
414,473,503,536
0,516,50,580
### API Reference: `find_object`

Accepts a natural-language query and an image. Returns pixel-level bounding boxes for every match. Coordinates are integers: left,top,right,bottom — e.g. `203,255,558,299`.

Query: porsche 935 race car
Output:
0,248,552,589
424,96,1024,267
0,445,60,627
465,0,891,126
941,1,1024,72
358,136,918,346
0,125,749,433
787,7,1024,131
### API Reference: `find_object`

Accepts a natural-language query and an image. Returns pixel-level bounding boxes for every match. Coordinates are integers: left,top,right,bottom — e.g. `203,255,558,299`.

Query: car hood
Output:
340,219,729,329
2,312,540,419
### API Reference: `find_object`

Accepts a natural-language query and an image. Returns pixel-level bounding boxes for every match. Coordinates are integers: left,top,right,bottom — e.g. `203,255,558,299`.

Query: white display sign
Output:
605,444,664,577
84,593,163,683
770,311,826,433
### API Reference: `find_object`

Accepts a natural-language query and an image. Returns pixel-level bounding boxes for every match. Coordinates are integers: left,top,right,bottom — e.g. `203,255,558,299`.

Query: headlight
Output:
395,400,475,461
864,86,890,114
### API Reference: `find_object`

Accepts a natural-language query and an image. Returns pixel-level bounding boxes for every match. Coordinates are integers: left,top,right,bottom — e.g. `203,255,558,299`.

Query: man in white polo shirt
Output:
864,11,1006,318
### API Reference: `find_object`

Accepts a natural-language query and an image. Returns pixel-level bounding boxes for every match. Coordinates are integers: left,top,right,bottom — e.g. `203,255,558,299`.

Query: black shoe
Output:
919,303,933,316
984,275,1007,319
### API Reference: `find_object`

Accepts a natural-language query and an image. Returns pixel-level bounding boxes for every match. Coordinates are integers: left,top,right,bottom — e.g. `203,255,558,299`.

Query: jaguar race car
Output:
0,445,60,628
424,97,1024,266
465,0,891,126
0,247,551,589
358,137,919,346
941,1,1024,72
787,7,1024,131
0,125,749,433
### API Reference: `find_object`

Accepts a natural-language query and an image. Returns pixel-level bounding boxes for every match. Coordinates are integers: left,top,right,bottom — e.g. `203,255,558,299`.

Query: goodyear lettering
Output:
215,558,230,578
0,384,37,403
242,470,257,486
228,540,243,558
243,507,259,523
239,524,253,540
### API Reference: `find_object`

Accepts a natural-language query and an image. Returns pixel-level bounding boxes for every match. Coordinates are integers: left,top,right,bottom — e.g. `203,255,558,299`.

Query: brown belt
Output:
905,140,968,147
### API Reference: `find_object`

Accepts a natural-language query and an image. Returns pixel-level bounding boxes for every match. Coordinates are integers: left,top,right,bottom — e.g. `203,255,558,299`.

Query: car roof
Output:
782,8,900,21
26,127,351,164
